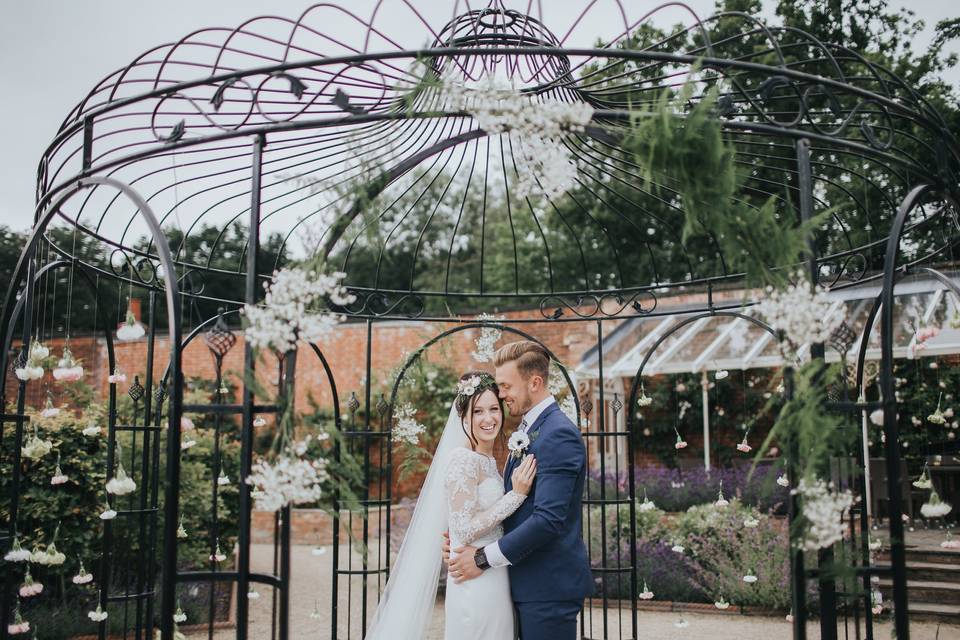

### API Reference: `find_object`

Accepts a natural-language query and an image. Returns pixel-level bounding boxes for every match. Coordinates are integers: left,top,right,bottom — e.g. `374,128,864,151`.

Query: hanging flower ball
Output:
309,601,323,620
247,590,260,599
21,426,53,461
638,489,657,513
72,561,94,585
88,603,109,622
871,589,883,615
4,536,32,562
913,469,933,490
106,463,137,495
50,459,69,486
921,488,953,518
181,439,197,451
736,436,752,453
674,618,689,628
40,395,61,418
785,611,794,623
82,422,102,437
108,369,127,384
209,542,227,563
14,362,44,381
743,517,759,529
217,473,231,487
674,432,688,450
675,382,687,393
868,538,882,552
19,568,43,598
253,416,267,427
100,501,117,521
176,518,188,539
638,581,654,600
180,416,196,431
777,474,789,487
671,543,685,554
714,481,729,508
637,385,653,407
173,602,187,624
52,345,84,381
742,574,758,584
7,609,30,635
941,531,960,549
715,369,729,380
869,409,884,426
116,307,146,341
311,547,327,556
930,360,940,369
928,393,947,425
714,595,730,610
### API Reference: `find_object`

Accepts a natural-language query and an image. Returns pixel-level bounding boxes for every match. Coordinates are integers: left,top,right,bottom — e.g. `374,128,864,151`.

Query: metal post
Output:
700,370,710,472
238,134,265,638
797,138,838,639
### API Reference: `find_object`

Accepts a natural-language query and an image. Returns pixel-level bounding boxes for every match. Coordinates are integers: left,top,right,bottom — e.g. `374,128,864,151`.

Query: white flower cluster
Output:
471,314,503,362
21,428,53,461
52,345,84,381
116,308,146,341
456,375,483,398
106,463,137,495
242,268,355,353
755,273,846,356
792,478,854,551
440,74,594,200
920,487,952,518
246,441,329,512
15,341,48,381
392,403,426,446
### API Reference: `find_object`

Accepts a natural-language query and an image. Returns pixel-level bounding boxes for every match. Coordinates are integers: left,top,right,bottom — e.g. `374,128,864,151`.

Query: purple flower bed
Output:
588,463,788,513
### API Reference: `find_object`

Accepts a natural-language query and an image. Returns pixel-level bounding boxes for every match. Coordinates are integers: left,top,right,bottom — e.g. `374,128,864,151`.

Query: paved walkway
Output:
185,542,957,639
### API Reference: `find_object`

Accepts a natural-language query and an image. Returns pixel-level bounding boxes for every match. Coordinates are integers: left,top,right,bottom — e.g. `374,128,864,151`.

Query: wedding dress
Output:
444,447,525,639
364,405,522,640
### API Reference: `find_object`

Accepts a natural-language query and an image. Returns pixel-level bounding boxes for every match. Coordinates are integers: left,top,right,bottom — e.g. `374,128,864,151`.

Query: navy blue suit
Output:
500,401,592,639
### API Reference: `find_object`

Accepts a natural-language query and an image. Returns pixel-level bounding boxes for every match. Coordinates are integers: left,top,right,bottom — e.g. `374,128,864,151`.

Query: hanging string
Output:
63,223,80,342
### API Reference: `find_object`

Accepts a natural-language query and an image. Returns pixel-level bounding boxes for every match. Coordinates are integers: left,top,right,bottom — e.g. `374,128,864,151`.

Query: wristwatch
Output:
474,546,491,571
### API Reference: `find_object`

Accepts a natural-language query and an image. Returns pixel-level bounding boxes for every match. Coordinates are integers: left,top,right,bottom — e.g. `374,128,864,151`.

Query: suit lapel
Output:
504,402,559,489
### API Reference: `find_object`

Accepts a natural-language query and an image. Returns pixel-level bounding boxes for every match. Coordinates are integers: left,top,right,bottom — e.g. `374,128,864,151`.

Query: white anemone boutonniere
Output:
507,430,536,460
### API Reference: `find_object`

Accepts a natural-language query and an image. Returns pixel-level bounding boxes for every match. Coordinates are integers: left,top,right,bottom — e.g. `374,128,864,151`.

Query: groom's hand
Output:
449,545,483,583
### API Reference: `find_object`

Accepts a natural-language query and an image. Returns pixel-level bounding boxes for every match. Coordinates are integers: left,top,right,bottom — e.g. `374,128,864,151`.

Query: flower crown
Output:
456,373,495,399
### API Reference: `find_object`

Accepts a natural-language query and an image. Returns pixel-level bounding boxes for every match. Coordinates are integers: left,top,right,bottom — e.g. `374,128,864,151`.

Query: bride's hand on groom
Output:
511,455,536,495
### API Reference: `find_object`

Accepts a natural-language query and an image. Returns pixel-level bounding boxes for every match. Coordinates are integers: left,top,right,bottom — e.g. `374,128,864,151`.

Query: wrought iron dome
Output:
35,0,960,319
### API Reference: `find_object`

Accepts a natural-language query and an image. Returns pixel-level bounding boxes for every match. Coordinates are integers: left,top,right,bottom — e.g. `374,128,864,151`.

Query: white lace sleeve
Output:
445,449,526,546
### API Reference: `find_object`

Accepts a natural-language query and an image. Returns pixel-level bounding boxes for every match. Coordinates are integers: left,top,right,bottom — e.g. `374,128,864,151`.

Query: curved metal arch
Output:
874,182,959,639
624,310,778,419
0,175,184,639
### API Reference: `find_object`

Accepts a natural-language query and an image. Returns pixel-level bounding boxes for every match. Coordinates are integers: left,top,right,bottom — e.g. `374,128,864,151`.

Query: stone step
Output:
905,602,960,624
877,578,960,605
876,560,960,582
876,547,960,566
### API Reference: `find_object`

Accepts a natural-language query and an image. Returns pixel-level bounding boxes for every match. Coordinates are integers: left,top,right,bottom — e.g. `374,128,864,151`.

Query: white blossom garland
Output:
246,437,329,512
440,73,593,200
755,272,846,357
242,268,355,353
792,478,854,551
391,403,426,446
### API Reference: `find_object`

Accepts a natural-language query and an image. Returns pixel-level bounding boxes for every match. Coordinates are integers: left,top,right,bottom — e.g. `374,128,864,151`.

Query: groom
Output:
446,340,593,639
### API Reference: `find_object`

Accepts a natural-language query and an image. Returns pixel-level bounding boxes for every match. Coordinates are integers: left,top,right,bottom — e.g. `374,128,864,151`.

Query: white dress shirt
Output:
483,395,556,568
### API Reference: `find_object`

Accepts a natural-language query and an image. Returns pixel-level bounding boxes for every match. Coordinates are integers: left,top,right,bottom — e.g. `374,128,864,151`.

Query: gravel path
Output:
185,542,957,639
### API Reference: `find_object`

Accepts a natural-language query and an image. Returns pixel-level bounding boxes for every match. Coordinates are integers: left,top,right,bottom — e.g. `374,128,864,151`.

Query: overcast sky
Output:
1,1,956,233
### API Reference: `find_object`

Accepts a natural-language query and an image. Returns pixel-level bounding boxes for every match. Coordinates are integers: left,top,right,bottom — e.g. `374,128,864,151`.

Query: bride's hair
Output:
455,370,506,450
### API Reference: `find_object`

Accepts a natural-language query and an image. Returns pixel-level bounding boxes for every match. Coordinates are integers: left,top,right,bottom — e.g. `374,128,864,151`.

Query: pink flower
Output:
53,366,84,381
181,416,195,431
108,371,127,384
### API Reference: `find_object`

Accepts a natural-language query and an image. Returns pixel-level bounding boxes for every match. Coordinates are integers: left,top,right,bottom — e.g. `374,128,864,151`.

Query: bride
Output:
365,370,536,639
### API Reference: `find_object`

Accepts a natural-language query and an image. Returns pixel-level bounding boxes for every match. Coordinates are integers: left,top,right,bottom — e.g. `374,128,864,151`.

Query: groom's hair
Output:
494,341,550,383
